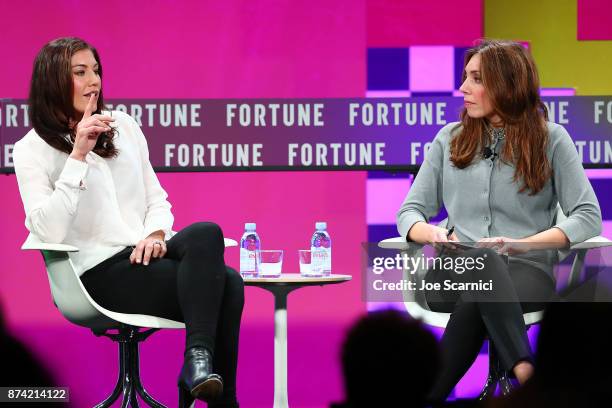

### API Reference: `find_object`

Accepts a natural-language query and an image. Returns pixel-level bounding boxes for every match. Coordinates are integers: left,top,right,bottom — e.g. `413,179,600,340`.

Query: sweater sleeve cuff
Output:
397,212,427,242
554,218,585,244
57,158,89,190
142,219,173,240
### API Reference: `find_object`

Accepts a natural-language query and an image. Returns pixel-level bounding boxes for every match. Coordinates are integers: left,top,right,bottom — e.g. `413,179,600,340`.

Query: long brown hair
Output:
450,40,550,195
29,37,118,158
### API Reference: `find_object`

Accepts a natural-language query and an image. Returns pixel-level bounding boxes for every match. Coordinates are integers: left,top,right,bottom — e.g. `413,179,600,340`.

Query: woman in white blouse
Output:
13,37,242,408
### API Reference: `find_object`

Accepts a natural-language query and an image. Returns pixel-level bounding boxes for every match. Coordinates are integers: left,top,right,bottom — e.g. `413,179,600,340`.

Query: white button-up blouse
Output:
13,111,174,276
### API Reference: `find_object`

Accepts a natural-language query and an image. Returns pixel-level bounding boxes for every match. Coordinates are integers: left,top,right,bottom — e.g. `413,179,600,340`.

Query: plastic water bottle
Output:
310,221,332,277
240,223,261,277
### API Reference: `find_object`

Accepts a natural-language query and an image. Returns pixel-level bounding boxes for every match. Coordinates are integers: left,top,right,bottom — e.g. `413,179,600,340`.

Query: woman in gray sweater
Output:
397,40,601,402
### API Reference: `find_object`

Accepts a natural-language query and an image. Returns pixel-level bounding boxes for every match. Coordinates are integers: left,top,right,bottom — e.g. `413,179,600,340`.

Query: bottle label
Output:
311,248,329,274
240,248,256,272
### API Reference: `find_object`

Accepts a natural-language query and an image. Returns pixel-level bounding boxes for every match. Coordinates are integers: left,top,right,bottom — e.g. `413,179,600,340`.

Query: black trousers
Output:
424,247,555,402
80,222,244,402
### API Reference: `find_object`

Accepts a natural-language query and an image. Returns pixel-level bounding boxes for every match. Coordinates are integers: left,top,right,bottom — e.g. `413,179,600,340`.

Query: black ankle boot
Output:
478,371,498,400
178,347,224,405
498,370,519,396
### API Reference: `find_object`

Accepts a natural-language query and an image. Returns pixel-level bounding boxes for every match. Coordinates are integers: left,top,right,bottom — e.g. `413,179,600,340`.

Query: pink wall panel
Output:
578,0,612,40
367,0,483,46
0,2,367,406
585,169,612,178
366,178,412,224
0,0,367,327
0,0,365,99
409,46,455,91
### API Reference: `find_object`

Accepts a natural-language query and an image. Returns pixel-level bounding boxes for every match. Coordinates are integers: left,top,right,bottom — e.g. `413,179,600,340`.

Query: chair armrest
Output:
21,242,79,252
570,236,612,250
224,238,238,247
378,237,409,250
381,236,612,251
378,237,424,251
21,235,236,252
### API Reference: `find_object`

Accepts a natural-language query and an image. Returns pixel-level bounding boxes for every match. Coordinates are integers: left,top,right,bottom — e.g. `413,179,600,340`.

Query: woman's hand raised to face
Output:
69,93,114,162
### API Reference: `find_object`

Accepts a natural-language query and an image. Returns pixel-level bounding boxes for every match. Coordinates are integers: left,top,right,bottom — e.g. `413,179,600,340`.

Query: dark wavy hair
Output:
29,37,118,158
450,39,550,195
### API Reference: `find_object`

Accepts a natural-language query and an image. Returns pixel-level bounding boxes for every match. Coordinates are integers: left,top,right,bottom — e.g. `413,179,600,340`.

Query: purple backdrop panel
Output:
367,302,406,312
367,224,403,246
589,179,612,218
367,48,409,90
366,0,483,46
454,47,470,90
578,0,612,40
366,90,412,98
453,353,488,398
452,325,539,399
409,46,455,92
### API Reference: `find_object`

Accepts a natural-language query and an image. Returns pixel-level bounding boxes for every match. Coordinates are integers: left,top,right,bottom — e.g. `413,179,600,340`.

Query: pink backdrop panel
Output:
0,176,65,325
366,0,483,46
0,0,365,99
0,0,367,326
1,1,367,406
409,45,455,91
366,178,412,225
578,0,612,40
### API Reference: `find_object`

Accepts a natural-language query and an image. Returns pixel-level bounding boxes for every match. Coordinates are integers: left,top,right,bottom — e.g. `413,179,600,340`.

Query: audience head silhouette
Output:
336,309,440,408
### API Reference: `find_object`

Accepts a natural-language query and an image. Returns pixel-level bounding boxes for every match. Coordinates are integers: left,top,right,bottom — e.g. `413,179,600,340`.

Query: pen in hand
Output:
439,225,455,257
446,226,455,239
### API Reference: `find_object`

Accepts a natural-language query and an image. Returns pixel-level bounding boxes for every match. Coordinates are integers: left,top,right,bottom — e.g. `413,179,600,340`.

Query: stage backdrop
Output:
2,0,611,406
2,96,610,172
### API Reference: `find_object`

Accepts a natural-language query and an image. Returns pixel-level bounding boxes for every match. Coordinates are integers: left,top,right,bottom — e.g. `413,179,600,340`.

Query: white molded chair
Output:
379,207,612,399
22,235,237,408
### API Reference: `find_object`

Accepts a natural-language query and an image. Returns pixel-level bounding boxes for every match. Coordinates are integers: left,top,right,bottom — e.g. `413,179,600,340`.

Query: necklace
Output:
487,125,505,141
